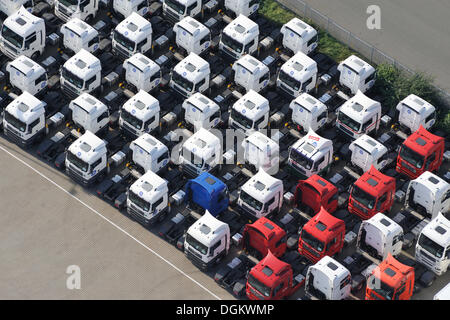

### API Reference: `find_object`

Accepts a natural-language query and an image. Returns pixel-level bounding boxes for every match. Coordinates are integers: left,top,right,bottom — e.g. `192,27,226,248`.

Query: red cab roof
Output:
250,251,289,287
302,207,344,242
403,125,444,156
371,253,414,288
303,174,338,197
355,165,395,196
247,217,286,241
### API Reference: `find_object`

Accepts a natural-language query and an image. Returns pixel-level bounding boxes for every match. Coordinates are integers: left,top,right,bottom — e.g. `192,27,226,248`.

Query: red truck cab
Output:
396,125,444,179
366,253,415,300
298,207,345,263
294,174,339,214
243,217,287,259
349,165,395,220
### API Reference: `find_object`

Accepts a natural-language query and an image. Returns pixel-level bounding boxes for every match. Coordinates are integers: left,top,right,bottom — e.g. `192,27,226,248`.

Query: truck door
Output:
283,28,301,53
353,144,370,171
401,106,418,132
341,65,357,89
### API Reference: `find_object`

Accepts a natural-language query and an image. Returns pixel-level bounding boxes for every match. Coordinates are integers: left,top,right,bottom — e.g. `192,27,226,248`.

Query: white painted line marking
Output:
0,144,221,300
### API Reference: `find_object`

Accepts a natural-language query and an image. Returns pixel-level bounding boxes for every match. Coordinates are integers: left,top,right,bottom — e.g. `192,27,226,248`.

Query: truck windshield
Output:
301,229,324,252
129,190,151,211
4,111,27,132
367,275,394,300
240,190,263,211
351,185,376,209
165,0,185,14
418,234,444,258
67,151,89,173
113,30,135,52
172,70,193,92
399,145,424,169
231,108,253,129
121,108,143,130
62,67,84,89
338,111,360,132
1,25,24,48
221,33,243,53
279,70,301,91
186,233,208,255
248,274,271,297
59,0,79,7
289,148,313,170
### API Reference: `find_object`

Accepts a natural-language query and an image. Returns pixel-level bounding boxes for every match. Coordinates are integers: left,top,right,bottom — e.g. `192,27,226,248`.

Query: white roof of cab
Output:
421,213,450,247
64,49,101,79
311,256,350,278
131,133,167,154
70,93,107,115
122,90,160,120
280,51,317,81
173,52,210,82
396,94,435,114
125,53,160,74
129,170,168,203
241,168,282,200
223,14,259,43
338,90,381,122
183,92,219,113
3,6,43,36
115,12,152,42
340,55,375,75
291,129,332,156
364,213,403,236
244,131,279,153
63,18,98,38
7,55,45,78
175,16,209,37
413,171,450,195
183,128,220,155
290,93,326,114
187,211,230,247
282,17,317,38
68,131,107,163
350,134,388,158
234,54,269,75
232,90,269,120
5,91,46,123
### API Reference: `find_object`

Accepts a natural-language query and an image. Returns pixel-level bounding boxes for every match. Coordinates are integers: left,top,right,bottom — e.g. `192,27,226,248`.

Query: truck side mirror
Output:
446,251,450,259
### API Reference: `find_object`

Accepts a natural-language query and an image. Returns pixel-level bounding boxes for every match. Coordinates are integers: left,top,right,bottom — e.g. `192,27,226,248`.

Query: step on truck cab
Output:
119,90,160,137
406,171,450,219
237,168,283,221
112,12,152,59
6,55,47,96
60,49,101,98
287,129,333,179
163,0,201,23
182,92,220,131
280,18,318,56
349,134,389,173
348,166,395,220
184,172,229,216
69,93,109,135
229,90,269,135
65,131,108,186
0,7,45,60
415,213,450,275
113,0,149,20
61,18,99,54
130,133,169,173
396,125,444,179
0,0,33,17
305,256,351,300
337,55,376,95
276,51,317,98
357,213,404,263
123,53,161,93
336,90,381,140
3,91,46,147
180,127,221,177
184,210,230,270
366,253,414,300
127,170,170,226
294,175,338,214
224,0,259,17
170,52,210,98
298,207,345,263
396,94,436,133
242,131,279,175
54,0,99,22
174,17,211,56
289,93,328,133
232,54,270,93
219,14,259,60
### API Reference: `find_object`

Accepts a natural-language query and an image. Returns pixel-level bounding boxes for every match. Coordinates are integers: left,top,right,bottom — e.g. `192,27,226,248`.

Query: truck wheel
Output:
31,52,39,61
86,14,94,23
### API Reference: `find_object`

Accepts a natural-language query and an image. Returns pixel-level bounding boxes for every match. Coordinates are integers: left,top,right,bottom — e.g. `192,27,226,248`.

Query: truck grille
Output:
220,45,237,59
279,82,294,96
113,44,132,59
67,165,84,182
4,126,23,145
2,41,19,59
420,249,436,265
186,248,207,269
338,124,354,138
62,83,80,99
163,9,180,23
121,122,139,138
56,5,71,21
182,163,198,177
128,205,149,225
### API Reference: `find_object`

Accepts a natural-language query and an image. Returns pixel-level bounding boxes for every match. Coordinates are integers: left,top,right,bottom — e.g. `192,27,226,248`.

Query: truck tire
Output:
31,51,40,61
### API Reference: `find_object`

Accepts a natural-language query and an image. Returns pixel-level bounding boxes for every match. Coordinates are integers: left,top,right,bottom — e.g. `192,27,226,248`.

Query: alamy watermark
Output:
367,5,381,30
66,265,81,290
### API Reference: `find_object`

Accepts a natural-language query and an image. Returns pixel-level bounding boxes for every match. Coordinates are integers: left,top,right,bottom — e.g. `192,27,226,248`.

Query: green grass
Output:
258,0,296,25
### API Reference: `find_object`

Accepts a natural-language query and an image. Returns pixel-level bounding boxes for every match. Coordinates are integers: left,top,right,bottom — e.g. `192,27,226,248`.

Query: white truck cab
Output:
119,90,160,137
6,55,47,96
123,53,161,93
406,171,450,219
233,54,270,93
180,127,222,177
277,51,318,97
182,92,221,131
3,91,46,147
224,0,259,17
336,90,381,140
349,134,389,173
163,0,201,22
127,170,170,225
238,168,283,220
184,210,231,269
113,0,149,19
242,131,279,175
415,213,450,276
434,282,450,300
338,55,376,95
219,14,259,60
229,90,269,134
396,94,436,133
170,52,210,98
288,129,333,178
280,17,318,55
174,17,211,55
66,130,108,186
289,93,327,132
60,18,99,54
305,256,351,300
69,93,109,135
130,133,169,173
54,0,98,22
60,49,102,98
112,12,152,59
357,213,404,262
0,7,45,60
0,0,33,16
